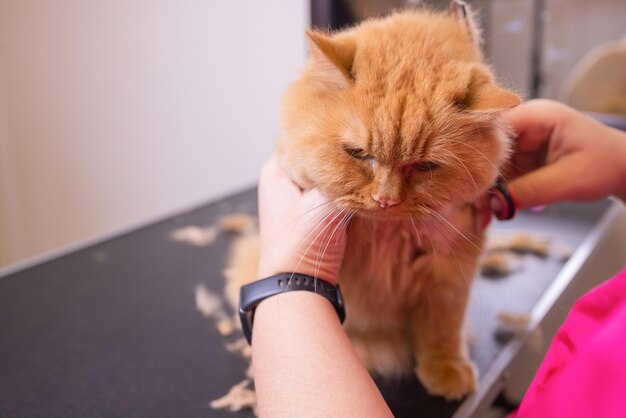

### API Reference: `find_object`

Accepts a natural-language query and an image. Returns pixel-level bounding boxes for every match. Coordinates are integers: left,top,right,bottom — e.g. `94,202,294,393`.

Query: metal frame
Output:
453,201,626,418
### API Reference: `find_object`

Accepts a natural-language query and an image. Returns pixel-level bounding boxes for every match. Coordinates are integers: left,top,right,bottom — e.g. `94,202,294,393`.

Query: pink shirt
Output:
513,268,626,418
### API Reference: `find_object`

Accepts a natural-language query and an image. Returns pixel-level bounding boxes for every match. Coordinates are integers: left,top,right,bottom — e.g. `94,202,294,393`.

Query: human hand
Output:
504,99,626,209
256,156,350,285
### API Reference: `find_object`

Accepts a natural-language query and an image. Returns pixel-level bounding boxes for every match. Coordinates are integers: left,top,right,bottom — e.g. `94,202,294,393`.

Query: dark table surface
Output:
0,188,611,418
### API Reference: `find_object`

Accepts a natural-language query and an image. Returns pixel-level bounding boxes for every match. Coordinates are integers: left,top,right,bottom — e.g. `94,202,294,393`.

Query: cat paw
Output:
416,357,477,400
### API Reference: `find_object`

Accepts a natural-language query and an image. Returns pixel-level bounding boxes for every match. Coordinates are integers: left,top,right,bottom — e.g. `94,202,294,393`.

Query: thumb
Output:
509,162,577,209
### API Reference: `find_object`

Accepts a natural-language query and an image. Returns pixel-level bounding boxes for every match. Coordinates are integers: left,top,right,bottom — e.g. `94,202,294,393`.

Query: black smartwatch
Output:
239,273,346,344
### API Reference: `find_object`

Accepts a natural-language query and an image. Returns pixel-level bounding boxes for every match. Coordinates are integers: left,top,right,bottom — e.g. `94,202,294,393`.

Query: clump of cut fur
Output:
226,1,519,400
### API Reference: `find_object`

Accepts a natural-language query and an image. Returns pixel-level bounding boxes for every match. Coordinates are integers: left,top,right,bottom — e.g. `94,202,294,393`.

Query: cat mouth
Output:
345,204,432,220
332,195,437,220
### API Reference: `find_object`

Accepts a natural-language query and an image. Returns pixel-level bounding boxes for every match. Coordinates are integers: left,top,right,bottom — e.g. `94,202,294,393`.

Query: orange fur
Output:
227,2,519,400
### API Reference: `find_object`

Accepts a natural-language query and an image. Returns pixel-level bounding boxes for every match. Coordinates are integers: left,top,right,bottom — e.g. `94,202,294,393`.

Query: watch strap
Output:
239,273,345,344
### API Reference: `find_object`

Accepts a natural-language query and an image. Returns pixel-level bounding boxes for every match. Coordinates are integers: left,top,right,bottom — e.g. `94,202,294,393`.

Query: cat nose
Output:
371,194,401,209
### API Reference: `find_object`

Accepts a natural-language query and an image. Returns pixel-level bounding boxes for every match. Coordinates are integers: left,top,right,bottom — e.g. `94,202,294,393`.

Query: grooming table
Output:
0,189,622,418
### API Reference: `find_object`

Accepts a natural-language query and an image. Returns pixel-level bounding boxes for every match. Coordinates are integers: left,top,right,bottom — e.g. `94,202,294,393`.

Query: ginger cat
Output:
225,1,519,400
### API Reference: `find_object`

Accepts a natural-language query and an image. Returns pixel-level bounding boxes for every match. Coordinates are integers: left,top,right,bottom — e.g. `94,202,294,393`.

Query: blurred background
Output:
0,0,624,268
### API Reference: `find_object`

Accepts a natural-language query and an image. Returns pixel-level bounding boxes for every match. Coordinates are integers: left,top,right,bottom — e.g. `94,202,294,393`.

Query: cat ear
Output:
449,0,483,59
306,30,356,90
465,65,521,111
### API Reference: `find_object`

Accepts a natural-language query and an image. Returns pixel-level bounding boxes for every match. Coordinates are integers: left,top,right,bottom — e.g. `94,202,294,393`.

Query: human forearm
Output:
252,291,392,418
252,157,390,417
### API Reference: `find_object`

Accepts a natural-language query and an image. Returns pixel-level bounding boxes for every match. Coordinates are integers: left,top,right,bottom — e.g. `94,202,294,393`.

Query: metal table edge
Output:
452,200,625,418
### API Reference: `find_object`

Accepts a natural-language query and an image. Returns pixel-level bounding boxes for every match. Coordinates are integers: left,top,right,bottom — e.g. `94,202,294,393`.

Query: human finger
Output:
505,100,562,153
508,158,579,209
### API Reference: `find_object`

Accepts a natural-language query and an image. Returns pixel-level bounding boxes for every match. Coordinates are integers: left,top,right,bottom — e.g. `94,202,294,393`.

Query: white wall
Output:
0,1,309,266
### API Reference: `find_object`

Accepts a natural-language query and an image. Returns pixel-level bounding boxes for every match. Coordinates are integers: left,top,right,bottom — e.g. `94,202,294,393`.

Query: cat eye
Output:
453,93,471,111
411,161,440,172
344,147,370,160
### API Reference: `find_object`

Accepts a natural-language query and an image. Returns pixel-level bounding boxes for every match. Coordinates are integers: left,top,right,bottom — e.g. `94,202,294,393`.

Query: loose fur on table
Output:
225,1,520,400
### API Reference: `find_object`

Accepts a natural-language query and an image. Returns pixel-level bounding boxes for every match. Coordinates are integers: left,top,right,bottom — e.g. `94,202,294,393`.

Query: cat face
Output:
278,8,519,218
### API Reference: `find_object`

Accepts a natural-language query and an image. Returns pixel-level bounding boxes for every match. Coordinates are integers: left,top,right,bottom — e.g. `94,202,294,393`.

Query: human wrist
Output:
246,275,345,347
257,259,341,286
253,292,340,334
257,269,340,286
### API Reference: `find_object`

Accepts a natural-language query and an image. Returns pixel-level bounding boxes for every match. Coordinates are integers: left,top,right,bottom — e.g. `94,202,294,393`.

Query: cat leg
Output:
347,327,413,378
411,273,477,400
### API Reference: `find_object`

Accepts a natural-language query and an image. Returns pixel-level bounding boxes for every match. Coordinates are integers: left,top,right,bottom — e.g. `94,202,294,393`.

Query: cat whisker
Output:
431,211,482,252
409,216,423,248
257,199,339,264
255,203,334,275
289,199,337,228
415,215,442,275
279,205,341,273
425,213,487,320
440,150,479,196
429,219,475,292
314,209,354,280
293,206,341,257
313,207,347,279
289,206,347,282
448,136,500,174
